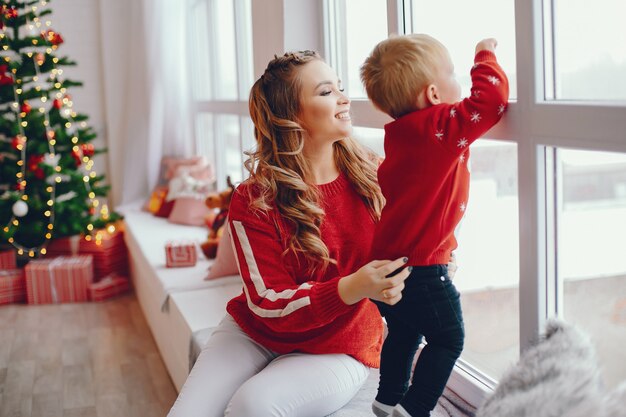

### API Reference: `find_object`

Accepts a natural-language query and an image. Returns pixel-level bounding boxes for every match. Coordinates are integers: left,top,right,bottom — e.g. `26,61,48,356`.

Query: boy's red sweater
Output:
226,173,384,367
372,50,509,265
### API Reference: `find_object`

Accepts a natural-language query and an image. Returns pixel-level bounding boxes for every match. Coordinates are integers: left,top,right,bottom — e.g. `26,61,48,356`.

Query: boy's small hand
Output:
476,38,498,54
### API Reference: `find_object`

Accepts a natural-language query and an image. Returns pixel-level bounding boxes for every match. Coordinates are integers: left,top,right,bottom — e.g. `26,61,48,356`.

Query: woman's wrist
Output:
337,274,362,305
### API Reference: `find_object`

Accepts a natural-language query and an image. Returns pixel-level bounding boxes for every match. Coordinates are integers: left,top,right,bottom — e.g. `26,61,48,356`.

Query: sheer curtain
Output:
98,0,193,208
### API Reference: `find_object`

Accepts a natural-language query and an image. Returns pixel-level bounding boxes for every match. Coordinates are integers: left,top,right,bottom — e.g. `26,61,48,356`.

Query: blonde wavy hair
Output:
361,33,448,119
246,50,384,272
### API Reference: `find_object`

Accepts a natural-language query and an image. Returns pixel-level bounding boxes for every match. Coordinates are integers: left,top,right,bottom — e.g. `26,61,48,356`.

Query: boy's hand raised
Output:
476,38,498,54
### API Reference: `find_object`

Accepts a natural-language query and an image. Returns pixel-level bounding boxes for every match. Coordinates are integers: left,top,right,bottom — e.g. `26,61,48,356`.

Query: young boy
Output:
360,34,509,417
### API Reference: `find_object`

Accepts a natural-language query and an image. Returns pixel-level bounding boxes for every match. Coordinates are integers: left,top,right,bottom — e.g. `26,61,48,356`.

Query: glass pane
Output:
190,0,212,100
216,114,243,184
214,0,238,99
342,0,388,99
454,140,519,381
352,126,384,158
548,0,626,101
195,112,216,171
409,0,517,100
558,148,626,388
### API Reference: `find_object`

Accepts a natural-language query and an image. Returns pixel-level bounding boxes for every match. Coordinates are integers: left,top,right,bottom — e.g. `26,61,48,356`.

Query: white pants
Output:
167,314,370,417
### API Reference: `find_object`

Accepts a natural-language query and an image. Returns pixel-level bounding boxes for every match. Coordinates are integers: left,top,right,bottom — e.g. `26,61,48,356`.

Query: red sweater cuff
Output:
474,50,497,64
310,278,354,323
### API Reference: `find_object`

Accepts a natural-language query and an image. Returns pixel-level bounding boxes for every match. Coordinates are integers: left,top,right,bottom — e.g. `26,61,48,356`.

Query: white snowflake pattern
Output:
488,75,500,85
473,90,481,97
457,137,468,148
435,130,444,141
460,202,466,212
498,104,506,115
459,153,466,163
449,108,457,118
470,112,481,123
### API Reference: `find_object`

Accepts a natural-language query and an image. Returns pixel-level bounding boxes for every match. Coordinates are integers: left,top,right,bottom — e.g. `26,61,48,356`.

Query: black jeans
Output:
374,264,465,417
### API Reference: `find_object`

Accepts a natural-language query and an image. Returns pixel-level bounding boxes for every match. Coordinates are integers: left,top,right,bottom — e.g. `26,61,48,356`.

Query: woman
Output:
167,50,410,417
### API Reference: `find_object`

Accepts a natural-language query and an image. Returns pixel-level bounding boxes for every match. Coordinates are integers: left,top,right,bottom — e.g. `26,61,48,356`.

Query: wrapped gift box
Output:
165,241,197,267
0,269,26,305
88,274,130,302
0,249,17,269
46,227,129,280
25,255,94,304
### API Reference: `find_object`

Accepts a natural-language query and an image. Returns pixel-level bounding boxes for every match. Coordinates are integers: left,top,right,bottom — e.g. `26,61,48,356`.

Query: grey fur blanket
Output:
476,319,626,417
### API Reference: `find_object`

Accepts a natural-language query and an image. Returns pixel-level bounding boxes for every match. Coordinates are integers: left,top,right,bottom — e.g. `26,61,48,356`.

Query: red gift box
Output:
0,269,26,305
0,249,17,269
165,241,197,267
88,274,130,302
46,228,129,280
25,255,94,304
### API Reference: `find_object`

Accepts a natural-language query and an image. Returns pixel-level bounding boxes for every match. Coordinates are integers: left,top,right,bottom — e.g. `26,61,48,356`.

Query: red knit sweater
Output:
371,50,509,265
226,173,384,367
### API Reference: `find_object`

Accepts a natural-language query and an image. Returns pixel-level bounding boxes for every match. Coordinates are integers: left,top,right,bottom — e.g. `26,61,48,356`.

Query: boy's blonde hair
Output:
361,33,448,119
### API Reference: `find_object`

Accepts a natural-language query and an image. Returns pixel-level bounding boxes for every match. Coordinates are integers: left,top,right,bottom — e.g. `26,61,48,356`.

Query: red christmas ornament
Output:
89,207,96,215
0,64,13,86
3,6,18,20
52,98,63,109
11,135,25,150
71,148,83,166
28,155,46,180
28,154,41,169
14,182,25,191
80,143,95,157
41,29,64,46
21,101,32,114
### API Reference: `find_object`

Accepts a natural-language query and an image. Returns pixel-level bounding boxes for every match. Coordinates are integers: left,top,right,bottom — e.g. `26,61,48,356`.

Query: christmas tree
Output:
0,0,121,258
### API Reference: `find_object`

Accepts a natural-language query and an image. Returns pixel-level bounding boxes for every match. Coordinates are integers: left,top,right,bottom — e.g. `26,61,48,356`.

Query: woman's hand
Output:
338,257,410,306
447,252,458,281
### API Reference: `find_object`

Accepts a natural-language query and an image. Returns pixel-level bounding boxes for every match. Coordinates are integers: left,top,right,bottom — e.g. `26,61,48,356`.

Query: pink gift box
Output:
165,241,197,267
25,255,94,304
0,249,17,269
88,274,130,302
0,269,26,305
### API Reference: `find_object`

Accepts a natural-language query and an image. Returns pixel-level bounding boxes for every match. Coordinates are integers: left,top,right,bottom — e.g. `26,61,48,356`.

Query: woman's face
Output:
297,60,352,147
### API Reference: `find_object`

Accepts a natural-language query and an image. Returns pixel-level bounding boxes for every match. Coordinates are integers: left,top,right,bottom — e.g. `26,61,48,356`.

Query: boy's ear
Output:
425,84,441,106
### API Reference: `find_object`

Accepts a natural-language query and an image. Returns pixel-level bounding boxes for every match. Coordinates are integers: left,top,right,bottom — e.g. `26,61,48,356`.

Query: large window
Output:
188,0,254,188
323,0,626,405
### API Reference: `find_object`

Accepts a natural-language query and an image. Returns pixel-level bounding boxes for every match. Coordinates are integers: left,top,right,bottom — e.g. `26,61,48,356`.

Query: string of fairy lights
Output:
1,0,111,257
